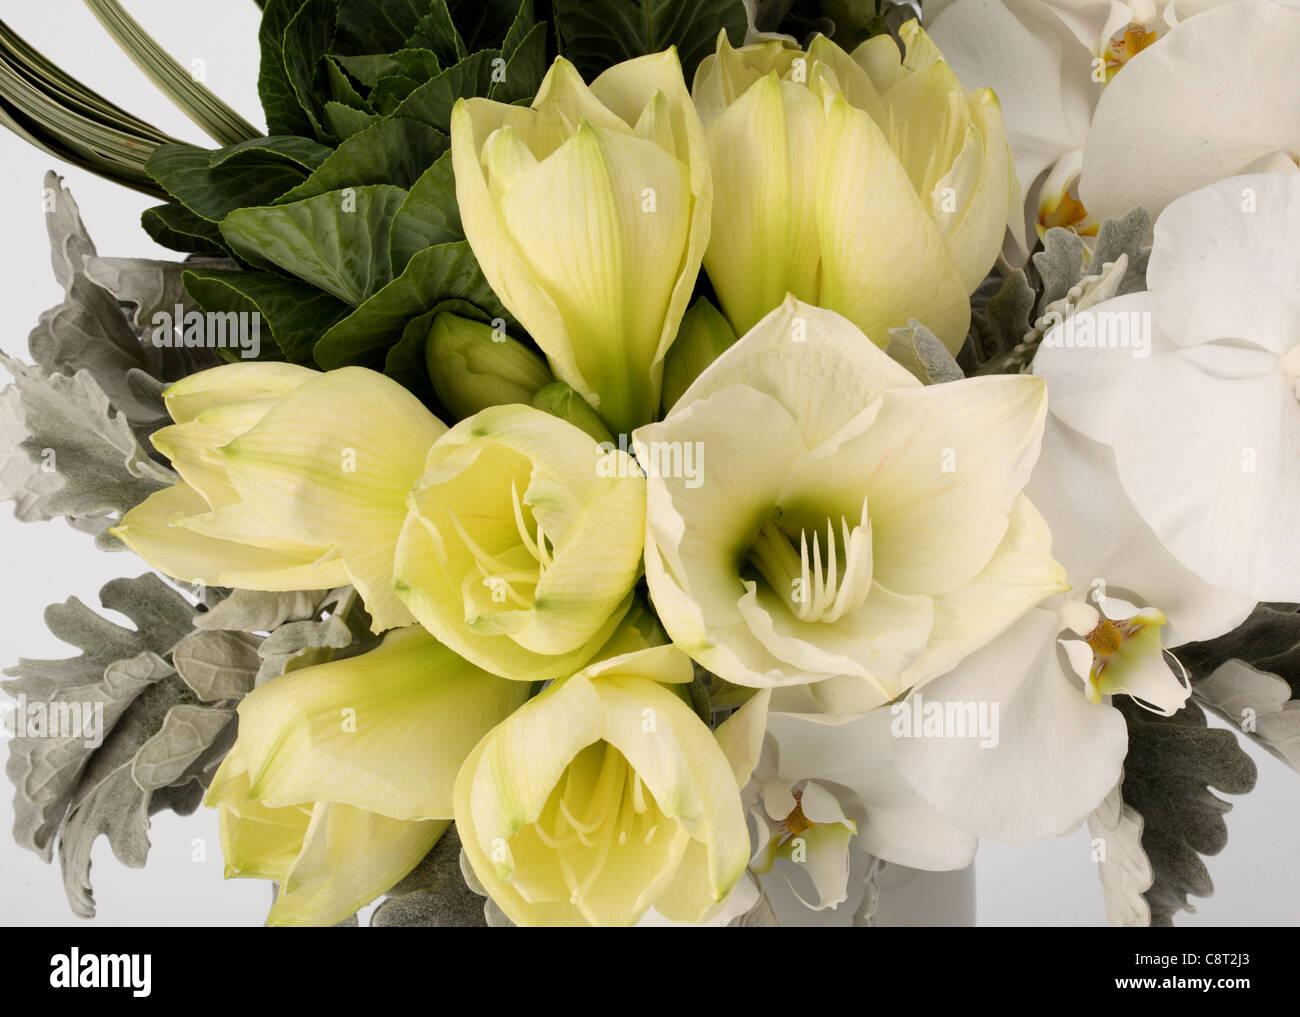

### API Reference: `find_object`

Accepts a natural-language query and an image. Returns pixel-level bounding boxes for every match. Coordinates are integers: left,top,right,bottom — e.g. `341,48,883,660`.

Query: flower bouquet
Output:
1,0,1297,929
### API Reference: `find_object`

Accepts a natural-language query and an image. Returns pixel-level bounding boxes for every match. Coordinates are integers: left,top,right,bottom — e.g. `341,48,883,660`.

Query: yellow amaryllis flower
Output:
206,625,529,926
456,636,770,926
692,21,1014,351
394,402,645,682
114,363,447,631
450,50,711,434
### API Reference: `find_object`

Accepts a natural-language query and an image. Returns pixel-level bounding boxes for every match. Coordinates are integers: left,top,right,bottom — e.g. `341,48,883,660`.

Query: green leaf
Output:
6,650,170,867
389,150,463,273
274,117,447,203
333,53,406,88
382,297,485,408
0,385,62,524
500,0,538,58
315,241,510,369
283,0,340,139
183,268,351,364
448,0,528,50
131,702,236,793
1117,698,1257,926
554,0,746,83
0,19,178,197
147,143,308,222
390,48,444,80
408,2,469,65
962,268,1033,374
393,50,495,134
220,185,410,305
142,202,229,256
255,610,361,682
325,55,372,109
371,75,424,116
335,0,432,54
323,100,381,140
208,135,332,172
259,0,317,136
491,21,549,105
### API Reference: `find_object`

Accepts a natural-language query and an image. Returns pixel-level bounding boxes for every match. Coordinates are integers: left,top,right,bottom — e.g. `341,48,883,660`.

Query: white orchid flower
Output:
634,296,1066,712
1079,0,1300,222
745,708,978,882
927,0,1300,251
1034,173,1300,604
884,410,1254,846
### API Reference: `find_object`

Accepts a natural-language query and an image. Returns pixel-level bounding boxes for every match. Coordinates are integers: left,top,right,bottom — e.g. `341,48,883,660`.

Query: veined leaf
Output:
315,241,509,369
491,20,548,105
448,0,527,51
259,0,316,136
220,185,410,305
408,2,469,65
273,116,447,203
283,0,339,140
147,143,308,222
209,135,332,172
554,0,746,82
335,0,432,54
393,49,494,133
142,202,229,256
389,150,462,273
323,99,381,140
183,267,350,364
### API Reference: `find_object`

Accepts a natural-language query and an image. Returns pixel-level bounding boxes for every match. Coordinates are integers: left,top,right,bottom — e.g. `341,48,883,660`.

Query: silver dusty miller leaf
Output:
1116,698,1256,926
0,354,175,546
962,207,1152,375
1086,776,1154,927
886,318,964,383
371,827,487,928
1177,602,1300,773
3,574,233,917
1,172,230,540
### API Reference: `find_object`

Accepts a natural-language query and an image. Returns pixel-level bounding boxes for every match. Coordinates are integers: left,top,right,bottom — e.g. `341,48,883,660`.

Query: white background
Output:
1,0,1297,927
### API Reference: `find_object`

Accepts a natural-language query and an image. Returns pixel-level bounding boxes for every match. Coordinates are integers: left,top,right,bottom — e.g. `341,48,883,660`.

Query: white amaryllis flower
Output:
1034,173,1300,604
927,0,1300,248
634,296,1065,712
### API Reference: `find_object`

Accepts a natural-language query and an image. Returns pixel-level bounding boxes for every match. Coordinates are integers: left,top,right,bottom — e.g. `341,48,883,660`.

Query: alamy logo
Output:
889,692,999,748
596,433,704,489
1039,307,1151,359
1,696,103,748
150,305,261,359
49,949,151,997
